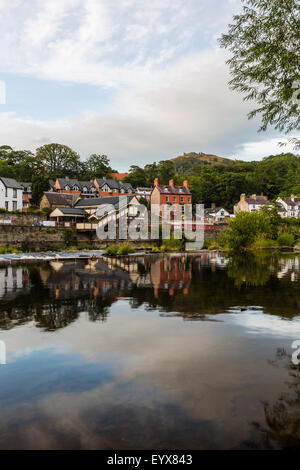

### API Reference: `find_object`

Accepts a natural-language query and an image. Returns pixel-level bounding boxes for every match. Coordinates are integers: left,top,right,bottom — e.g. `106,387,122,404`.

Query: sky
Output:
0,0,297,171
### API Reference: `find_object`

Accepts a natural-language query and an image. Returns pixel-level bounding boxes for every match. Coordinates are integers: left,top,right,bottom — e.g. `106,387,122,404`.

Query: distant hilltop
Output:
169,152,234,175
171,151,233,165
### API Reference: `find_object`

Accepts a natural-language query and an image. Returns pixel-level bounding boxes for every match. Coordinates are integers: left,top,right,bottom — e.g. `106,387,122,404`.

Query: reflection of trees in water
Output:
246,348,300,449
227,252,275,287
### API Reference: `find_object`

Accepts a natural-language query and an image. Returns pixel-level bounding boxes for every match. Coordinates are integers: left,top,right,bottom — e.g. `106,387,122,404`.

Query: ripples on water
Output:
0,252,299,450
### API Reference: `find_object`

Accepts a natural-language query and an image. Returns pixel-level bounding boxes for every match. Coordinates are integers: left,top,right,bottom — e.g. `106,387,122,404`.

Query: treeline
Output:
1,143,300,210
123,153,300,210
0,143,112,205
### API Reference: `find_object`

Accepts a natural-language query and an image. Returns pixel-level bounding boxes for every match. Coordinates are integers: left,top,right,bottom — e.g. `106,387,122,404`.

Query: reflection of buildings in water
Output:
277,257,300,282
44,259,133,301
150,256,192,298
0,266,30,300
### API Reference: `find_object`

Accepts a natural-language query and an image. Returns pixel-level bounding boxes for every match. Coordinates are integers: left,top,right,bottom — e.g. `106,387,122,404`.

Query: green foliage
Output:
225,211,273,251
105,245,119,256
161,235,184,252
117,244,135,255
251,237,278,249
63,228,77,247
35,143,81,178
219,0,300,135
277,233,295,246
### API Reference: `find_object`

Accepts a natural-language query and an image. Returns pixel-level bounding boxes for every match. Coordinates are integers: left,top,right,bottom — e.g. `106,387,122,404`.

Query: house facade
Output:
0,177,23,212
136,187,153,200
40,192,79,211
51,176,135,198
150,179,192,206
277,195,300,218
204,205,230,223
20,182,32,209
234,194,269,214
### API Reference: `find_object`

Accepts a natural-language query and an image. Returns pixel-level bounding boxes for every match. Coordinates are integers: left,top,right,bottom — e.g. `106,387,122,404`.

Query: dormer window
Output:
65,185,70,190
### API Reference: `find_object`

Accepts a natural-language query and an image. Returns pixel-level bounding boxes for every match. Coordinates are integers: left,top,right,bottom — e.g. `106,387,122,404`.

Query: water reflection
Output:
0,252,299,449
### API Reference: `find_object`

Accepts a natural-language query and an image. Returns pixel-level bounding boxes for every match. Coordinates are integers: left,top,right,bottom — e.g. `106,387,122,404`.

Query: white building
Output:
136,187,153,201
276,195,300,218
204,205,231,223
0,177,23,211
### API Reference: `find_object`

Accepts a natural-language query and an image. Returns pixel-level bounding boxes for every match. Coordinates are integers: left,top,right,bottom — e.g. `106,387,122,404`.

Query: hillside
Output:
170,152,234,174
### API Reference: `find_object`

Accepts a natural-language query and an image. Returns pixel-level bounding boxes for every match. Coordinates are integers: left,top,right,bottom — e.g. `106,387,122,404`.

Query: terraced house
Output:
51,177,134,198
150,178,192,206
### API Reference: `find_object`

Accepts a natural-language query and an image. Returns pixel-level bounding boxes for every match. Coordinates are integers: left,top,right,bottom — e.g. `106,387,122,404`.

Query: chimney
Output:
169,179,174,187
251,194,257,200
291,194,295,202
154,178,159,187
261,192,268,201
183,180,188,189
241,193,246,202
211,202,216,209
65,176,69,180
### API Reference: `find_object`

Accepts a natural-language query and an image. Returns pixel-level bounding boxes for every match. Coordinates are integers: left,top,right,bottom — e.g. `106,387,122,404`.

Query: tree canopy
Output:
219,0,300,135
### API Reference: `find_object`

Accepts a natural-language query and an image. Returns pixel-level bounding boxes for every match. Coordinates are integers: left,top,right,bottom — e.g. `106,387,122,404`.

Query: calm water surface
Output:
0,252,300,450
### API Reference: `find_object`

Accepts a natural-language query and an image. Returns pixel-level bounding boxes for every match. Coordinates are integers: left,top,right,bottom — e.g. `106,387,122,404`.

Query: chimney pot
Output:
154,178,159,187
211,202,216,209
183,180,188,189
251,194,257,200
169,179,174,187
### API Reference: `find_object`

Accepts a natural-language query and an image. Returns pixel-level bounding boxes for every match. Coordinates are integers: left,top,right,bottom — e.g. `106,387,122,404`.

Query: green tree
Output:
31,175,51,206
35,143,81,177
84,154,111,178
220,0,300,136
225,211,272,250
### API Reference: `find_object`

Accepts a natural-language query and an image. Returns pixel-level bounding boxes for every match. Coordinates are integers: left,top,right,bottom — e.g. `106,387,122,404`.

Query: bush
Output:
161,235,184,252
251,237,277,249
63,228,77,247
117,244,135,255
277,233,295,246
225,211,273,251
105,245,119,256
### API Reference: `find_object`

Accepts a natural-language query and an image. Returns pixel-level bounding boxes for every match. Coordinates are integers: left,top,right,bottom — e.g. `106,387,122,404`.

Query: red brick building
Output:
150,178,192,206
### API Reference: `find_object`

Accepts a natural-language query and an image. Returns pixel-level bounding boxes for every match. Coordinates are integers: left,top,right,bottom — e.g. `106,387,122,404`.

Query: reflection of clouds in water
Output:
0,300,289,449
224,309,300,338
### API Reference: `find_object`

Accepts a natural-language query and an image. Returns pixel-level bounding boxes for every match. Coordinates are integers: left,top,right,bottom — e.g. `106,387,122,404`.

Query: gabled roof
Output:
43,192,78,207
0,177,23,190
155,184,191,195
245,196,268,205
56,207,87,216
76,195,136,208
57,178,81,189
204,207,228,215
279,198,299,207
95,178,120,190
20,182,32,192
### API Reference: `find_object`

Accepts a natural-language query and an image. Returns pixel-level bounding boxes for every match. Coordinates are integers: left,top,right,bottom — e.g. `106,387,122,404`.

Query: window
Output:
5,202,9,211
5,188,7,198
65,185,70,190
166,196,169,202
180,196,184,203
188,197,191,203
13,189,17,198
13,201,17,211
173,196,177,202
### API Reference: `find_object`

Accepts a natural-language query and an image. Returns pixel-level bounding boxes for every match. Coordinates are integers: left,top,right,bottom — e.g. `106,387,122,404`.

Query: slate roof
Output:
204,207,227,215
43,192,78,207
95,178,120,190
76,195,135,208
57,178,81,189
280,198,300,207
57,207,87,216
0,177,23,190
155,184,191,195
20,182,32,191
245,196,268,205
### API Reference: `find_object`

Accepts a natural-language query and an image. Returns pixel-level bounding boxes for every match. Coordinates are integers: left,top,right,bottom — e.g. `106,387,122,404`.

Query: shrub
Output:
251,237,277,249
63,228,77,247
277,233,295,246
225,211,272,251
105,245,119,256
161,235,184,252
117,244,135,255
